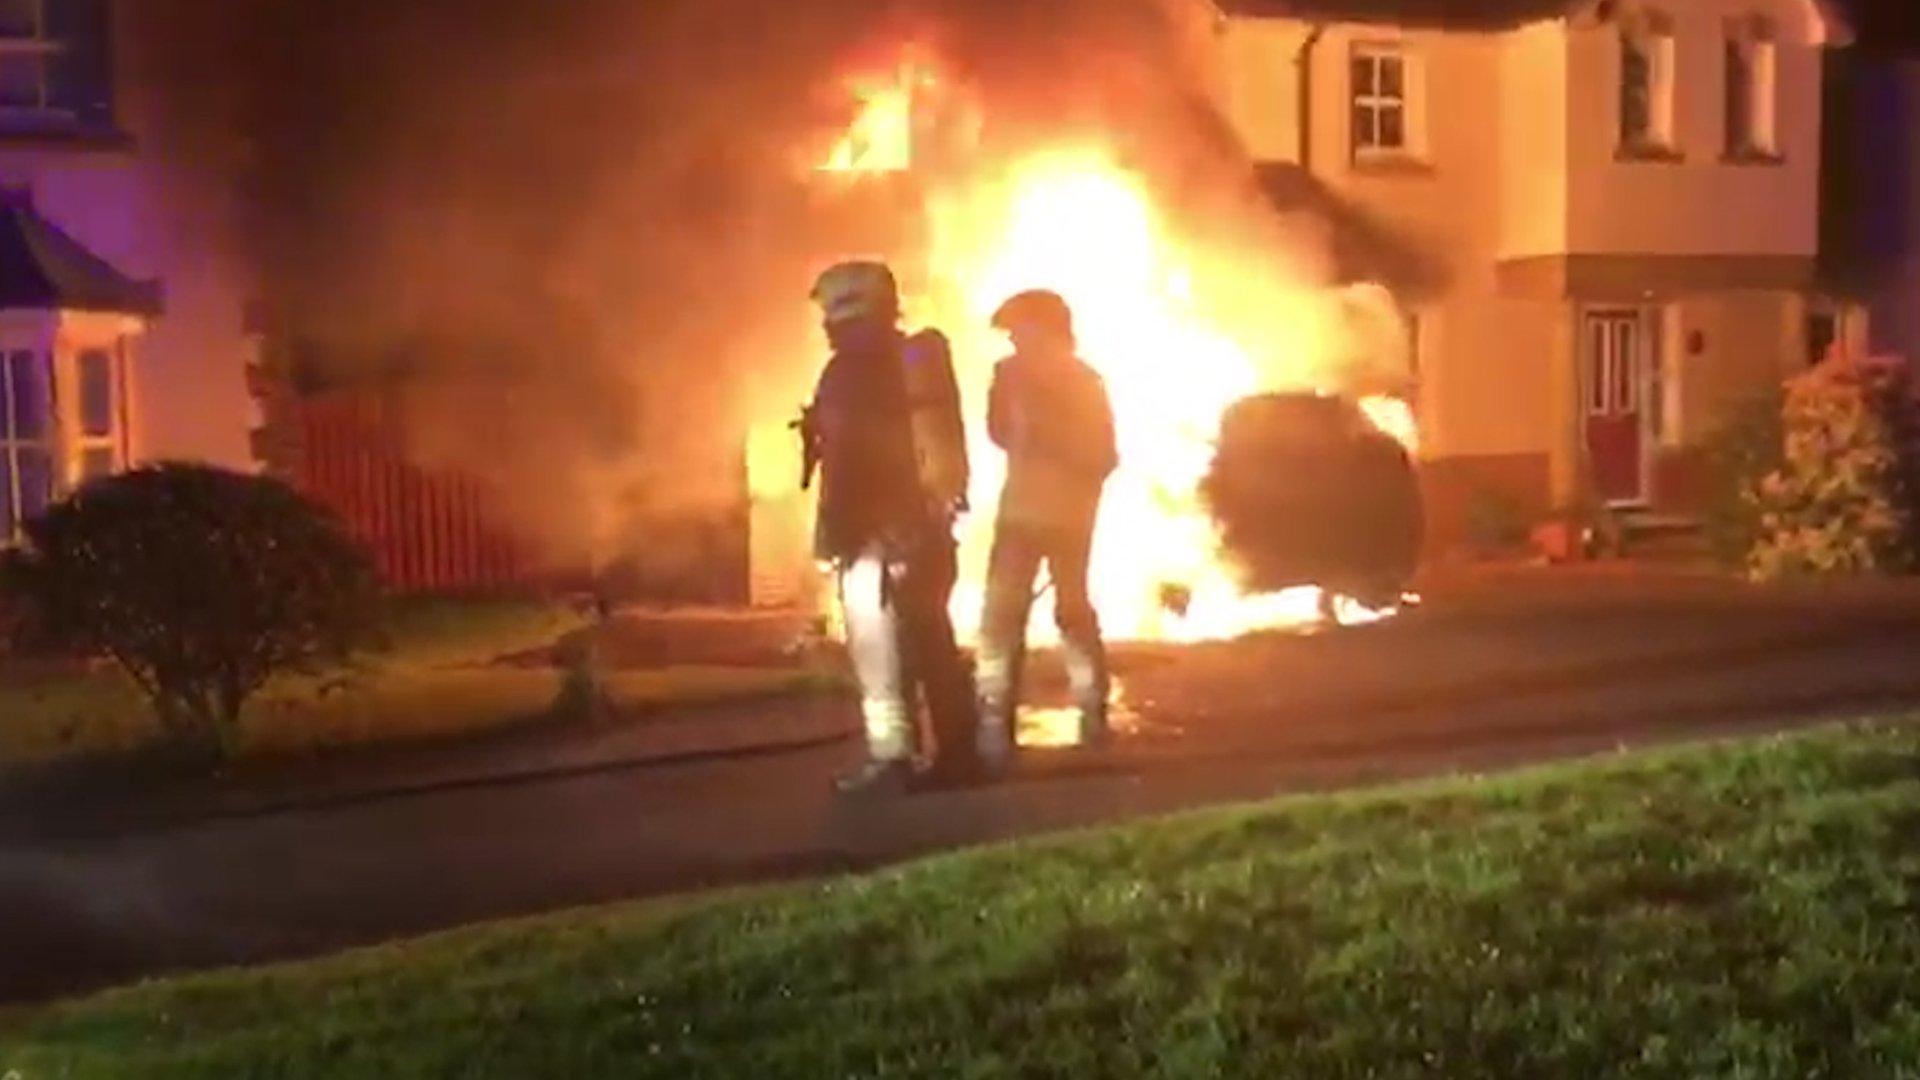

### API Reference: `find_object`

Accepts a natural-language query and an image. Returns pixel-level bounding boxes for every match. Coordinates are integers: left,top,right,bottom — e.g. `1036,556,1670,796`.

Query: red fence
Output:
292,393,538,594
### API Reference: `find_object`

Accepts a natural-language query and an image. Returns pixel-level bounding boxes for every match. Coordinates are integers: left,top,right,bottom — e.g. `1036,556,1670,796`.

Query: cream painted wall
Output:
1499,22,1571,259
1667,290,1805,444
1565,0,1825,258
0,147,252,475
1215,18,1312,164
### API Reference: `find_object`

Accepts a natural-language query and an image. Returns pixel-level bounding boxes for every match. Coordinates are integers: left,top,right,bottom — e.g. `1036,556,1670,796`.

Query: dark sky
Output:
1840,0,1920,52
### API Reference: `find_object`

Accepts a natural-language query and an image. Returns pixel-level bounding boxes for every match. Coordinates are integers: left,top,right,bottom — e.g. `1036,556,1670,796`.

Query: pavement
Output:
5,564,1920,1005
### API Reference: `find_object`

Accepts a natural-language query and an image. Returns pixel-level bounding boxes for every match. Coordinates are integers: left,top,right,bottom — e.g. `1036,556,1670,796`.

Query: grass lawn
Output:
5,721,1919,1078
0,600,831,766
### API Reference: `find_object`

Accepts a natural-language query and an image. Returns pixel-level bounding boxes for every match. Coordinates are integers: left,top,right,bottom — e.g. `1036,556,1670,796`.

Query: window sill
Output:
0,124,134,154
1615,143,1685,164
1722,148,1784,167
1349,153,1434,177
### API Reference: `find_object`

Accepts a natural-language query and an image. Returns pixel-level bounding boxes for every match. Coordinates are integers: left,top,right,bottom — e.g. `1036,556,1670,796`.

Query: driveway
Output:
5,566,1919,1004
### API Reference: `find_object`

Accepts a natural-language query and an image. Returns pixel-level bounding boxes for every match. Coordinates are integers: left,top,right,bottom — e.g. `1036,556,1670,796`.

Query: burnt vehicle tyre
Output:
1201,392,1423,611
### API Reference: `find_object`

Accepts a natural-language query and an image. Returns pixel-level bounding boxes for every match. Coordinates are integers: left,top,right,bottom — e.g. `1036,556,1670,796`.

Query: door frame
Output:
1579,305,1656,508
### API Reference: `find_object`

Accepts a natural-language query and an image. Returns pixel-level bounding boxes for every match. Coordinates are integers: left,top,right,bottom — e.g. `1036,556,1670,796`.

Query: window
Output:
0,0,40,39
1725,20,1778,158
0,349,51,537
74,347,120,485
0,0,115,134
1619,24,1677,155
1351,45,1411,159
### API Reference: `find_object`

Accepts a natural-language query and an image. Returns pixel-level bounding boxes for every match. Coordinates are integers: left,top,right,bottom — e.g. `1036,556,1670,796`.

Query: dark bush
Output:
1,463,382,757
1698,388,1786,568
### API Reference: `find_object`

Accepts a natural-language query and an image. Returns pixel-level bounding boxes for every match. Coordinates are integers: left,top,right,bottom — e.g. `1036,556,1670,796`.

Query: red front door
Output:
1585,312,1646,504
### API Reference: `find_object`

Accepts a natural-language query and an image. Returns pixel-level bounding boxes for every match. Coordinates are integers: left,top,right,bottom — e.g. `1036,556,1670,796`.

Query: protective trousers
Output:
976,518,1110,753
838,536,976,766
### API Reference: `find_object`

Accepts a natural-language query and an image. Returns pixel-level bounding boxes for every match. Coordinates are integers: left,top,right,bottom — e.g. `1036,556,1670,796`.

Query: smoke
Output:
132,0,1402,588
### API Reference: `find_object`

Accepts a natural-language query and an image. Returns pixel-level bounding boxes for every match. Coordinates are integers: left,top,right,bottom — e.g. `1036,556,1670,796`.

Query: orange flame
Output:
815,56,1418,643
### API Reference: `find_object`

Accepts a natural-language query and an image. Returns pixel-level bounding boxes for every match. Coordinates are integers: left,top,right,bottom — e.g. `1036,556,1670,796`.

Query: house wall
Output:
1564,0,1826,260
1499,21,1571,260
0,11,252,478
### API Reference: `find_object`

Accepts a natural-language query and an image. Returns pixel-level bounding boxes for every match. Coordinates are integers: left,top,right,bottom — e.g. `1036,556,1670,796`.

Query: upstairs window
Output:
1725,17,1779,159
0,0,115,135
1619,15,1678,158
1351,44,1425,163
1352,47,1407,156
0,0,41,38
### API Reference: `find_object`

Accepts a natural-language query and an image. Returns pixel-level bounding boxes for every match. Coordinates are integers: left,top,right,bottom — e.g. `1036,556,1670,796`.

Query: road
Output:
4,567,1919,1004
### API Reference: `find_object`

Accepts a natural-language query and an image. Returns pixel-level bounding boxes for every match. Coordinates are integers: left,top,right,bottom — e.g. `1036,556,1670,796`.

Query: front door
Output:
1584,311,1646,505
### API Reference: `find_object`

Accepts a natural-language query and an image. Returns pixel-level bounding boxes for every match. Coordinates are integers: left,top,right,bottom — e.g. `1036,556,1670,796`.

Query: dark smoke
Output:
131,0,1307,587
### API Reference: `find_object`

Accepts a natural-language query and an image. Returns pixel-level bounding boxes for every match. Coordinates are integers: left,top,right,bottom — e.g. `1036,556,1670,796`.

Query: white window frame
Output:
1350,43,1424,163
72,343,125,486
1619,23,1678,156
1724,19,1779,159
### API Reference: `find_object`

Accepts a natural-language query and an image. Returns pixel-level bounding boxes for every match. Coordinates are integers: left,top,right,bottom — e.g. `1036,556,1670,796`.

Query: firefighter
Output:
975,290,1118,775
801,260,975,796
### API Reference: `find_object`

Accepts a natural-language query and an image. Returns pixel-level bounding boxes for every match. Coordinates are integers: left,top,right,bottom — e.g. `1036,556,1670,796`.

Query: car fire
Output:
810,46,1421,645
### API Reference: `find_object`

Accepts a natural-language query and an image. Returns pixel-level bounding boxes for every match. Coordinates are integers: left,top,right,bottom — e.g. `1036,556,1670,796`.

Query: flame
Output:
819,60,920,174
814,55,1418,644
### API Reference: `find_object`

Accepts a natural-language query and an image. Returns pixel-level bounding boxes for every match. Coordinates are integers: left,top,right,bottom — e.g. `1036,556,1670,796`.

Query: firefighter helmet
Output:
811,261,900,325
991,289,1074,339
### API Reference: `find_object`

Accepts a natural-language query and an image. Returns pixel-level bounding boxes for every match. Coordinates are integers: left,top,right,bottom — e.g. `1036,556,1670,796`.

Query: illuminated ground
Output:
5,566,1920,1005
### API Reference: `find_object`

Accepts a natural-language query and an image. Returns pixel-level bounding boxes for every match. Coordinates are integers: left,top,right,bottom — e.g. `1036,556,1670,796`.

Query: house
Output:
1197,0,1853,537
0,0,252,539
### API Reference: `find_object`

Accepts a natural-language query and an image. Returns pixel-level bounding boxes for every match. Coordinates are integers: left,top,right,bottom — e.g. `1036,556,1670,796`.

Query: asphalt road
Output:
5,568,1920,1004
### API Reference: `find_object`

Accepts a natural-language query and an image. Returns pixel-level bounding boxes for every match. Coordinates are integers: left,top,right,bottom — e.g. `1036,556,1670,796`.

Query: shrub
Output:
1,463,383,758
1746,355,1920,579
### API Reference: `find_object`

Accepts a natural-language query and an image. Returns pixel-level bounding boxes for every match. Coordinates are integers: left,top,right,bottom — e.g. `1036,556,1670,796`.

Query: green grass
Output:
6,721,1920,1078
0,600,831,765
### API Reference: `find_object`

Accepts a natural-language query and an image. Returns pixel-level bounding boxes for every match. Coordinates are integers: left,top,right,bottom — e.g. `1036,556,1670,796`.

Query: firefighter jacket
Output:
808,332,930,562
988,352,1118,534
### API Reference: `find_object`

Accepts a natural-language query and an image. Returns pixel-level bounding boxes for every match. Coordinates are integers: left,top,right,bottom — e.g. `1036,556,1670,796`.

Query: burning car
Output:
1201,392,1423,612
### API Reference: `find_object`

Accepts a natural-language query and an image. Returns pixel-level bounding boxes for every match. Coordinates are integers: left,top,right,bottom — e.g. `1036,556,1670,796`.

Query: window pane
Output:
0,0,38,38
1352,55,1376,96
1380,56,1404,99
15,444,49,522
7,350,44,440
1353,103,1377,149
1726,41,1753,151
1616,324,1637,412
0,52,43,108
1,454,13,536
1621,38,1650,143
1589,324,1609,414
78,348,113,438
1379,105,1405,149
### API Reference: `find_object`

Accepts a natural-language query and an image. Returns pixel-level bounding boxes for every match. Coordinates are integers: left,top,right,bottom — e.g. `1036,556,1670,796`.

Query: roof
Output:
0,190,162,316
1214,0,1852,39
1211,0,1579,30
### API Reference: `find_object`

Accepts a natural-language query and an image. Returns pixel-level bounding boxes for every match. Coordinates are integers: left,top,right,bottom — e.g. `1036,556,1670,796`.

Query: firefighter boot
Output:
834,757,916,798
972,643,1019,779
1062,632,1111,747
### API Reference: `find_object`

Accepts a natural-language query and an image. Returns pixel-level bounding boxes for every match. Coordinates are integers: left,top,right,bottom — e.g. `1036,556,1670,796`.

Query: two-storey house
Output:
1200,0,1851,538
0,0,251,539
